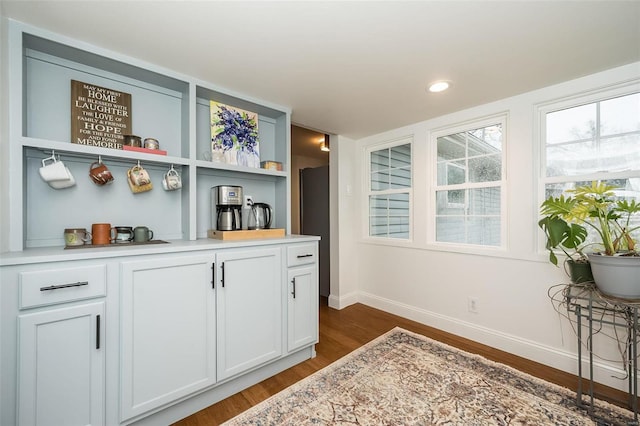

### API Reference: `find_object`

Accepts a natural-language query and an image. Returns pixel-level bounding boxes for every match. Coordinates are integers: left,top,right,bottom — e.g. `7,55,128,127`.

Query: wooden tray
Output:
207,229,285,241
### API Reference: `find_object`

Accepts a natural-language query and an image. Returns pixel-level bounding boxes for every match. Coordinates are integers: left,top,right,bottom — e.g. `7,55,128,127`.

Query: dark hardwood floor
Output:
174,298,632,425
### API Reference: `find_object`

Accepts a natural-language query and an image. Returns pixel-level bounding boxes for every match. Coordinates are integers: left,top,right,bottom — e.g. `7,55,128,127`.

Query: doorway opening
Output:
291,125,330,297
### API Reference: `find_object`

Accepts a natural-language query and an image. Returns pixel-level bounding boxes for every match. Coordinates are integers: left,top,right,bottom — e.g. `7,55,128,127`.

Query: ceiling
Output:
2,1,639,140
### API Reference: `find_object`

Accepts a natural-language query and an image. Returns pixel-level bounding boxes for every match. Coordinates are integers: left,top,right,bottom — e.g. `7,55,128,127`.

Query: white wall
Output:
329,135,359,309
339,62,640,391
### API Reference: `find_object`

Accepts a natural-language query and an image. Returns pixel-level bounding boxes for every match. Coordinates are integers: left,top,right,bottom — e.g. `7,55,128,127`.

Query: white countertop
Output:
0,235,320,266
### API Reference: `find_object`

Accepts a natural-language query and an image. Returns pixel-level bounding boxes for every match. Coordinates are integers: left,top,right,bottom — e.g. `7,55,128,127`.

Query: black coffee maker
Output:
212,185,243,231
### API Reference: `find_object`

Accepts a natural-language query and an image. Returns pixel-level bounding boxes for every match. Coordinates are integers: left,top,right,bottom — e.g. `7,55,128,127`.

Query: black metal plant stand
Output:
564,283,639,424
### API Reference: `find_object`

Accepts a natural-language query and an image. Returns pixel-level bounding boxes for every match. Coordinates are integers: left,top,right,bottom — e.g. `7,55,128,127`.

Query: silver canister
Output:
123,134,142,147
144,138,159,150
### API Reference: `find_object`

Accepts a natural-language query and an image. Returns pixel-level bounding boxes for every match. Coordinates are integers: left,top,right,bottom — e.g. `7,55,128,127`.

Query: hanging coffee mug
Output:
162,166,182,191
39,154,76,189
89,159,114,185
127,163,153,194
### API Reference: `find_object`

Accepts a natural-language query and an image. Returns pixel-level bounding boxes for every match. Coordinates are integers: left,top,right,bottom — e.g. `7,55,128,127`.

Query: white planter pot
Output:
587,253,640,299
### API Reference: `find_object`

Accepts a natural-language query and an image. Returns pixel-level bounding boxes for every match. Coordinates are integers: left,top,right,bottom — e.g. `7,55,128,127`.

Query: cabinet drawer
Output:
19,265,107,309
287,243,317,267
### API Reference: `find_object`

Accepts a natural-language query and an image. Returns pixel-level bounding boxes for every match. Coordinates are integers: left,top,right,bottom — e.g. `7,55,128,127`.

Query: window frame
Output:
430,114,508,250
536,83,640,254
538,85,640,187
364,136,413,243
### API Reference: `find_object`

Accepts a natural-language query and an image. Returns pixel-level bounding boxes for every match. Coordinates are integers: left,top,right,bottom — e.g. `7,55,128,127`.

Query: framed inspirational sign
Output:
71,80,132,149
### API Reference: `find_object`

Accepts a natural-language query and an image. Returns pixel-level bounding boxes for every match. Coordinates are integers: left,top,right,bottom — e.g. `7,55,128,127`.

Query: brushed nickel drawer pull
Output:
40,281,89,291
296,254,313,258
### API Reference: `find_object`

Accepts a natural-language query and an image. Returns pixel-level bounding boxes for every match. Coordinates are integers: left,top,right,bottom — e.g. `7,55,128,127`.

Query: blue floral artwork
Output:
210,101,260,168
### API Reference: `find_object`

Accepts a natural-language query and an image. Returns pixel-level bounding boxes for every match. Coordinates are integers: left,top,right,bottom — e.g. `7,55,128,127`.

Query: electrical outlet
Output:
244,195,253,209
468,297,479,314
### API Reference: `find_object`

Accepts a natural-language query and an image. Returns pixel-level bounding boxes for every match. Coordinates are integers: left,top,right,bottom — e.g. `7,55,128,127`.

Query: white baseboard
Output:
328,291,358,310
357,291,631,393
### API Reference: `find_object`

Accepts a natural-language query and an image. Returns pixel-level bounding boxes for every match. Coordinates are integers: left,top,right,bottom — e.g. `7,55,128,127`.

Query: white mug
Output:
39,156,70,182
39,156,76,189
162,168,182,191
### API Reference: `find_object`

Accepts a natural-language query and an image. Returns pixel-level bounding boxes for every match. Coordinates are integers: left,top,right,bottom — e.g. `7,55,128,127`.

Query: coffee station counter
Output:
1,233,319,426
0,234,319,267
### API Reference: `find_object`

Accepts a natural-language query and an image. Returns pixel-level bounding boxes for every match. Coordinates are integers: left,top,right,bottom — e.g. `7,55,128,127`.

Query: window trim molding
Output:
363,135,414,243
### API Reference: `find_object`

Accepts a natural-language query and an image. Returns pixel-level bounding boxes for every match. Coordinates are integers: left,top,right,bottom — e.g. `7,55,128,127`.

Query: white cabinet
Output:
286,243,319,353
9,262,109,426
18,302,105,426
119,255,216,421
287,265,319,352
215,247,283,380
1,239,319,426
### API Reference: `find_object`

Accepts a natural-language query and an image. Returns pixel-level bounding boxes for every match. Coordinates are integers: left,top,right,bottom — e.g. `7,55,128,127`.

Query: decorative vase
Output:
237,150,259,168
224,149,238,165
587,253,640,299
237,150,249,167
565,259,594,284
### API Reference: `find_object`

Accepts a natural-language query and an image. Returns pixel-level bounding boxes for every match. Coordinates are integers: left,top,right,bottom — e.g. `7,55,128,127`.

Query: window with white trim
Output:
367,139,412,239
541,90,640,240
434,120,505,246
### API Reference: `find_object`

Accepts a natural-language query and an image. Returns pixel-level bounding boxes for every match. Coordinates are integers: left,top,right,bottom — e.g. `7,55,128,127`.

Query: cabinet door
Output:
120,256,215,421
216,247,282,380
18,302,105,426
288,265,319,352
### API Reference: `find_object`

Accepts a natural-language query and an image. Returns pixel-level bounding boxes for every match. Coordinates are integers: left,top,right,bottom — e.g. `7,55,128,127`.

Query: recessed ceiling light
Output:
428,81,451,93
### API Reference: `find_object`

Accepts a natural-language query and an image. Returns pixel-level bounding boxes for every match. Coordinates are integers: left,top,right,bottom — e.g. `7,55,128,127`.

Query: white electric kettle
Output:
248,202,273,230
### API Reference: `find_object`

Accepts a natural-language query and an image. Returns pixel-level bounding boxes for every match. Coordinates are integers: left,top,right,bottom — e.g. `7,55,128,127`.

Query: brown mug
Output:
91,223,114,245
89,161,114,185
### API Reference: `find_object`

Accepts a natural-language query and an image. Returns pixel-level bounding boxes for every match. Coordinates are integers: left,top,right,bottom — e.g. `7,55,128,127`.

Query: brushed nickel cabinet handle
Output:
40,281,89,291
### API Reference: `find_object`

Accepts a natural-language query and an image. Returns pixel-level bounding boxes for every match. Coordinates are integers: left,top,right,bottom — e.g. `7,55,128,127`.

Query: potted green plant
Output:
540,181,640,298
538,214,593,284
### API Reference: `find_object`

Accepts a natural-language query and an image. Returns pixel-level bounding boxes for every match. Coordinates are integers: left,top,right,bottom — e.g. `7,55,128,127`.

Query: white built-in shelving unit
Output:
6,19,291,251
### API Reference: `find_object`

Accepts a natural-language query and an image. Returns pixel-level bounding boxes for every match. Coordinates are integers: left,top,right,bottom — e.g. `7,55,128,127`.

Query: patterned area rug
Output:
223,327,635,426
